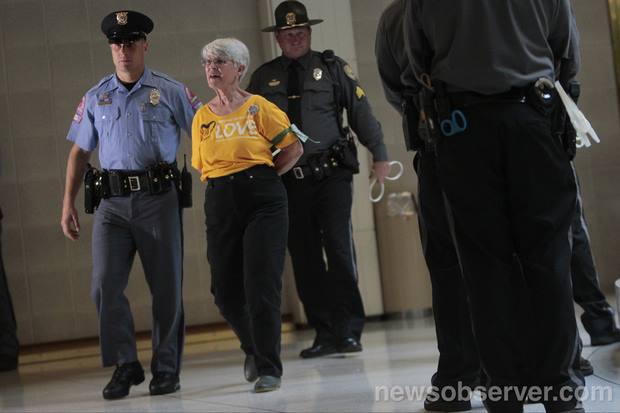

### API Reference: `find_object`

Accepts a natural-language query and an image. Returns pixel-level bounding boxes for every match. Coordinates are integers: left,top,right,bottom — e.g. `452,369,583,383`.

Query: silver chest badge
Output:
149,89,160,106
313,68,322,81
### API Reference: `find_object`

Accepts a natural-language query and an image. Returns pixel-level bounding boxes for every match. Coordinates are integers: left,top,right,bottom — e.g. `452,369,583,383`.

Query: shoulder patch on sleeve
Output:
343,64,357,81
355,86,365,100
73,96,86,123
185,87,203,110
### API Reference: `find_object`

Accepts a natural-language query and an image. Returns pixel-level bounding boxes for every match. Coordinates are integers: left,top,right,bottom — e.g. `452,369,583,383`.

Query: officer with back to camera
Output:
60,10,201,400
248,0,391,358
375,1,479,411
404,1,584,412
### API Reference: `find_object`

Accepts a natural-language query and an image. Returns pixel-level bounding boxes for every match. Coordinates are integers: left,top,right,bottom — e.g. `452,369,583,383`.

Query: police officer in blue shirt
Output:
60,10,201,400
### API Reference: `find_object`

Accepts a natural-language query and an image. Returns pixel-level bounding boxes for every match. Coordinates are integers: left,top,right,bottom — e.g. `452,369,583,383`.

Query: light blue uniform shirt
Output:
67,67,202,170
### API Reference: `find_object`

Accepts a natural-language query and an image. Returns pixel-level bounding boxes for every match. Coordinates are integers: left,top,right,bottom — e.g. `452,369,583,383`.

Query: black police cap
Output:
262,1,323,32
101,10,154,43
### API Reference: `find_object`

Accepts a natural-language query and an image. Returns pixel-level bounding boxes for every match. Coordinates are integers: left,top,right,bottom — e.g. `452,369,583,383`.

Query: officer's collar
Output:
109,67,154,91
281,50,313,71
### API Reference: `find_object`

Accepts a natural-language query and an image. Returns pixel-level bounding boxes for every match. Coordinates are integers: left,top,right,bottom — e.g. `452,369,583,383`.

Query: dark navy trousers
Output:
436,101,583,412
283,167,365,345
415,152,480,389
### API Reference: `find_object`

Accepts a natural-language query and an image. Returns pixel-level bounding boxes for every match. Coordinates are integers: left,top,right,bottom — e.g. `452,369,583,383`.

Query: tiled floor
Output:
0,316,618,412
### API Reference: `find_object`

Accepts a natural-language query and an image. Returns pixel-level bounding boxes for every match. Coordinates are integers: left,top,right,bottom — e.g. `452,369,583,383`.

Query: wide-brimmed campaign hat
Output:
101,10,154,43
261,1,323,32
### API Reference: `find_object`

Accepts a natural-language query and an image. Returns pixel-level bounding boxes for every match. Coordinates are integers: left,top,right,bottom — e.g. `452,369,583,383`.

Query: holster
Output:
402,93,424,152
84,164,102,214
417,86,442,149
312,128,359,175
526,81,555,117
549,80,580,160
334,128,360,174
304,130,358,181
178,156,192,208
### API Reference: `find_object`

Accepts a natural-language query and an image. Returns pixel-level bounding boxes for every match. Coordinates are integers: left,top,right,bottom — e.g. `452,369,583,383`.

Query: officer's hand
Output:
372,161,391,184
61,204,80,241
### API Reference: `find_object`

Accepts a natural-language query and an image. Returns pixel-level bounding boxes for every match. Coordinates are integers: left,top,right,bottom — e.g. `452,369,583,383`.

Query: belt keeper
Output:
108,172,122,196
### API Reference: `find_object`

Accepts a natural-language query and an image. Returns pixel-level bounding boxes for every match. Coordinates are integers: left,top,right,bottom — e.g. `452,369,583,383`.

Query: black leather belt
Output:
207,164,276,187
289,165,316,180
106,170,151,196
103,169,174,197
449,87,528,108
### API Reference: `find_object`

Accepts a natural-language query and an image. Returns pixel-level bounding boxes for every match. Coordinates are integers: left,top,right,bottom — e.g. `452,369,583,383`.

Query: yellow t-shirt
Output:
191,94,298,181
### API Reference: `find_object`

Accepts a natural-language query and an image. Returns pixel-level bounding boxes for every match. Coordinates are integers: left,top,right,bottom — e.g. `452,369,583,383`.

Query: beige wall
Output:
1,0,619,346
350,0,433,312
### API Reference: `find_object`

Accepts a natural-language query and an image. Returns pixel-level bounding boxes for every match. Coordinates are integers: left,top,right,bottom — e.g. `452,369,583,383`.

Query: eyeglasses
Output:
201,58,230,67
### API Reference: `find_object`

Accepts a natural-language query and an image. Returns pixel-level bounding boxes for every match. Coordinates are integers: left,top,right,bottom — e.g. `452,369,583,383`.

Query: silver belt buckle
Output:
128,176,141,191
292,166,304,179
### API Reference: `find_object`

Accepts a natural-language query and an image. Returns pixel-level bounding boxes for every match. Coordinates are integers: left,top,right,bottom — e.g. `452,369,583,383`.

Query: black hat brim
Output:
261,18,323,33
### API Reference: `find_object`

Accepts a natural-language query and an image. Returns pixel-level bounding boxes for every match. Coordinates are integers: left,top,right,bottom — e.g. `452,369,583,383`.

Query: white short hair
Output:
201,38,250,81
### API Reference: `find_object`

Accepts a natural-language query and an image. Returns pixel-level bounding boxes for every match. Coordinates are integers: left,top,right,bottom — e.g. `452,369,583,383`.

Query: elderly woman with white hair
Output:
191,37,304,393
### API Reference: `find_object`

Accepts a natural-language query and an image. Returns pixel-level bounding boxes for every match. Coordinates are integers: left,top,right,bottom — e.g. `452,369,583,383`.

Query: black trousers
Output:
0,208,18,360
205,165,287,377
436,101,583,412
415,152,479,388
283,167,365,344
571,170,620,339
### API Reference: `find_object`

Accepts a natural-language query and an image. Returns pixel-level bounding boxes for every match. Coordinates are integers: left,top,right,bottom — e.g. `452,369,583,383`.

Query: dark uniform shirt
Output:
375,0,419,113
403,0,580,94
247,50,387,165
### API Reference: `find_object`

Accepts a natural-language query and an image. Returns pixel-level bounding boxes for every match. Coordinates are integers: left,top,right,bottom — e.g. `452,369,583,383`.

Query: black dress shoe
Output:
0,355,18,372
337,337,363,353
299,343,338,358
149,372,180,396
102,361,145,400
244,354,258,382
580,356,594,376
590,330,620,346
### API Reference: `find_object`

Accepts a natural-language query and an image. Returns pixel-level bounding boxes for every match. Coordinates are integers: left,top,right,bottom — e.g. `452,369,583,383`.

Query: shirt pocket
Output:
141,106,172,142
304,79,335,113
93,105,120,139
